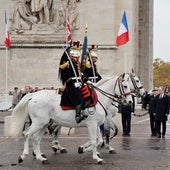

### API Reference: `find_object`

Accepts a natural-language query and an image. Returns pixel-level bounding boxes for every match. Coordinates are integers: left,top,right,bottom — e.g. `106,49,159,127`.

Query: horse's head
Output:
129,70,145,97
115,73,133,105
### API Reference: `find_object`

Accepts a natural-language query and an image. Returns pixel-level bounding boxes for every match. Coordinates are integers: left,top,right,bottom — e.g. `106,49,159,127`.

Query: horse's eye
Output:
136,80,139,83
124,85,127,89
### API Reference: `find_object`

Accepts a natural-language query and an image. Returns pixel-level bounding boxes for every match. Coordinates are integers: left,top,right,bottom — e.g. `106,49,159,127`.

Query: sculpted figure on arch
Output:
30,0,53,24
67,0,79,30
11,0,37,32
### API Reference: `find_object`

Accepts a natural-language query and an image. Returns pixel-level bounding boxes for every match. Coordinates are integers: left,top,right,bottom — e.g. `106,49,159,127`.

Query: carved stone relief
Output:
10,0,80,43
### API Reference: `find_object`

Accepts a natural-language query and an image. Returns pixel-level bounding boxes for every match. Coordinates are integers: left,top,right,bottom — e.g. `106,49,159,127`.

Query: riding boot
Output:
75,104,84,123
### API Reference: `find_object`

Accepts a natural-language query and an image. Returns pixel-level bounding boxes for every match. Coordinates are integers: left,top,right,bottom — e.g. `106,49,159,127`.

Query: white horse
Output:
47,71,146,155
9,74,132,164
76,71,146,154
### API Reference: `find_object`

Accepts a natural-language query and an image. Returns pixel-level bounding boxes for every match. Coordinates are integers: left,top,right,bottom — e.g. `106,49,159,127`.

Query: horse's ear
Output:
132,68,134,73
122,73,125,79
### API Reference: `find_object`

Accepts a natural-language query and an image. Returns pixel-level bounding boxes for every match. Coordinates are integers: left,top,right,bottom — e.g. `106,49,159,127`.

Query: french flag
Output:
116,11,129,46
5,10,11,48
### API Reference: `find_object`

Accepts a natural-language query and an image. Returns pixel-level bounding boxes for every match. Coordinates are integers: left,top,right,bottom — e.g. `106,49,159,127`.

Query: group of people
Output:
118,86,170,138
148,87,170,138
9,86,54,108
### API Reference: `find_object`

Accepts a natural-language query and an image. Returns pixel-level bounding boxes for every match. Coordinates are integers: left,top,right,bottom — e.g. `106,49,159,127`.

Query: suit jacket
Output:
153,93,169,121
148,94,157,115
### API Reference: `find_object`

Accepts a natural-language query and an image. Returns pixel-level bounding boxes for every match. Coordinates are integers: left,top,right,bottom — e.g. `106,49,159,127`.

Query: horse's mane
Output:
95,76,117,87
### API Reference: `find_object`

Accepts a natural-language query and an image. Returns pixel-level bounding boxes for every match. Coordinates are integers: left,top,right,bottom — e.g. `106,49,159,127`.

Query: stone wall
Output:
0,0,153,102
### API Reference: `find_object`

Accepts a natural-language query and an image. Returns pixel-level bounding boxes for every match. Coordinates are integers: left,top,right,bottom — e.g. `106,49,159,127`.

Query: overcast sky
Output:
154,0,170,62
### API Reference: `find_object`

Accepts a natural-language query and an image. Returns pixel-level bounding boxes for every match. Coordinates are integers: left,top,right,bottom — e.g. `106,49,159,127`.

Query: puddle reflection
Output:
121,137,132,150
147,138,167,150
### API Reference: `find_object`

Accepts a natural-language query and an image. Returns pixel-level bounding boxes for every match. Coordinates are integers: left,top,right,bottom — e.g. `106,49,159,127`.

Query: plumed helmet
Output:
90,45,98,58
90,50,98,57
70,41,81,57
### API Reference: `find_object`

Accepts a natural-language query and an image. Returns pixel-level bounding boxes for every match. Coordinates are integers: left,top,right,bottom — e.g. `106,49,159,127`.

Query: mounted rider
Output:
83,45,102,83
58,42,86,123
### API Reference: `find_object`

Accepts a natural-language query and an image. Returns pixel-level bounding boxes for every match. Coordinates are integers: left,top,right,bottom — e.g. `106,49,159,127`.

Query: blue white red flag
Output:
66,14,72,47
5,10,11,48
116,11,129,46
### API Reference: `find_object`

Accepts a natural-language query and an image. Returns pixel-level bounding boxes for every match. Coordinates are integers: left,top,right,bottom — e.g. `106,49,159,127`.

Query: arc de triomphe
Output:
0,0,153,101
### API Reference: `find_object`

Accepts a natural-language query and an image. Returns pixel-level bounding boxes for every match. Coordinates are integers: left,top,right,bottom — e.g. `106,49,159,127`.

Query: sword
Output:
87,49,96,83
62,46,79,83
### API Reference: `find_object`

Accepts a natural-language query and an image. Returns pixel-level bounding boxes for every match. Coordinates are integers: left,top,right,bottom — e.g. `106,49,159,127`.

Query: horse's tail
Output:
9,93,33,140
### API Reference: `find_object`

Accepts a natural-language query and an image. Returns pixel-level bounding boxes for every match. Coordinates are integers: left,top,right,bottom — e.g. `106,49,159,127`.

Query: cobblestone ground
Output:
0,108,170,170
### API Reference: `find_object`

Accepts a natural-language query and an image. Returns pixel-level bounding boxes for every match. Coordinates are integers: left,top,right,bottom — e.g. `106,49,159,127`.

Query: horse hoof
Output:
18,156,23,164
42,160,50,164
32,151,36,159
97,160,105,165
60,148,67,153
97,153,102,158
78,146,83,154
52,146,58,153
100,142,105,148
41,154,47,158
109,150,116,154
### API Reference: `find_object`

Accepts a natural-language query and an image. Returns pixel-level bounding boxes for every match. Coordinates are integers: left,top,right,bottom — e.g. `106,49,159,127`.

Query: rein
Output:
133,112,148,117
92,85,120,104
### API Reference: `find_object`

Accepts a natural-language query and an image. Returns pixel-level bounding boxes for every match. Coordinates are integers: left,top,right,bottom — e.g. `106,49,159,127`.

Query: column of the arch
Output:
138,0,153,90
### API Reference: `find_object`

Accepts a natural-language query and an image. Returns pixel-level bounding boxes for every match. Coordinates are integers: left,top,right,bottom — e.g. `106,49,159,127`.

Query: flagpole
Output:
124,48,126,73
65,9,68,48
5,47,8,102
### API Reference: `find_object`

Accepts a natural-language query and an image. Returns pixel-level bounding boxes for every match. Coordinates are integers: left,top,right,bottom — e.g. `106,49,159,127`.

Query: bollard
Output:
4,116,12,137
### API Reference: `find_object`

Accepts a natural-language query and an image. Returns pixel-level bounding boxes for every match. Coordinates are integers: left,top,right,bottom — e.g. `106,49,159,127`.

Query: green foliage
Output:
153,58,170,88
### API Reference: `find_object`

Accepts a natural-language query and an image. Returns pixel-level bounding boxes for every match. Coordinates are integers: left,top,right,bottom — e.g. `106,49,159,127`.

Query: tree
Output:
153,58,170,88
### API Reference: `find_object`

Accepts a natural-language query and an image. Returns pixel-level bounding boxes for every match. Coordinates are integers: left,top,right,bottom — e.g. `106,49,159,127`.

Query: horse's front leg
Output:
87,122,105,164
105,129,116,154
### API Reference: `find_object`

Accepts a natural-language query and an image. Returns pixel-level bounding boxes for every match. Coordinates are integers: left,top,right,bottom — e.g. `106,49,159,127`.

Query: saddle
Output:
60,85,98,110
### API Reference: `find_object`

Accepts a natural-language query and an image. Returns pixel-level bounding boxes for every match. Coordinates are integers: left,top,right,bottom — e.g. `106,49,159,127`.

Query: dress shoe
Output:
157,135,161,138
162,135,165,138
151,134,157,137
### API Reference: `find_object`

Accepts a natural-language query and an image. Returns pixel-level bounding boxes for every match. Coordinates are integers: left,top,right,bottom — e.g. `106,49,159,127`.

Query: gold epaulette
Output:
59,61,69,69
85,61,91,68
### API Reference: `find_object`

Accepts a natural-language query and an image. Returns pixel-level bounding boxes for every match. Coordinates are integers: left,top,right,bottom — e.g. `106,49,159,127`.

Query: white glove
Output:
131,112,134,116
74,82,82,88
87,80,93,85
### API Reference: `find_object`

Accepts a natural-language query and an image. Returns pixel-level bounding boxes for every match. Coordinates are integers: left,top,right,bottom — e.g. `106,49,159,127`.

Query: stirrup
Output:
75,114,84,123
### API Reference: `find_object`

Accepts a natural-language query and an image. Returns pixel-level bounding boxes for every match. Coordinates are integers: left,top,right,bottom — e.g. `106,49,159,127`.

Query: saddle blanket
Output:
61,86,98,110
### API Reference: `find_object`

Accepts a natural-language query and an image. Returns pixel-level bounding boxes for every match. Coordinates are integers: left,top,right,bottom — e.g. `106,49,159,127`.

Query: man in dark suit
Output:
153,87,169,138
148,88,158,137
120,95,135,136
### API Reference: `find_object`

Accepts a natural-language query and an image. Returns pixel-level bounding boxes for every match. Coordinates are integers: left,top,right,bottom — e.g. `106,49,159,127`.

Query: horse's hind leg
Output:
18,132,31,164
18,125,37,164
18,121,47,164
32,126,49,164
48,121,67,153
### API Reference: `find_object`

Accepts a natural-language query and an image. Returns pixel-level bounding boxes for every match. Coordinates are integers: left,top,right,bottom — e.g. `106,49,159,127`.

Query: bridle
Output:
129,73,144,97
92,74,131,104
114,75,131,98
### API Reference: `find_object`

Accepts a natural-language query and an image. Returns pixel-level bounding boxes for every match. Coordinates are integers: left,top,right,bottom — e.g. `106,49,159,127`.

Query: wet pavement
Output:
1,108,170,170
